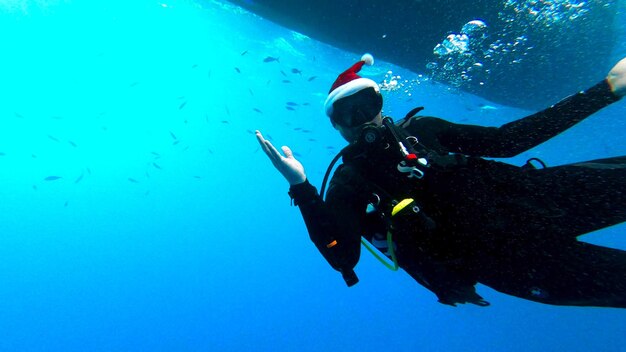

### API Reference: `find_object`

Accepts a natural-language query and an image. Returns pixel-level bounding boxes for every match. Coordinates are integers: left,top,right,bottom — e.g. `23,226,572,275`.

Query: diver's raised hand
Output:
256,130,306,185
607,57,626,98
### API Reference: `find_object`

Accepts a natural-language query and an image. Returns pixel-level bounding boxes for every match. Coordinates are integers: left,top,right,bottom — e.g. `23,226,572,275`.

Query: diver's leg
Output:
476,241,626,308
529,155,626,238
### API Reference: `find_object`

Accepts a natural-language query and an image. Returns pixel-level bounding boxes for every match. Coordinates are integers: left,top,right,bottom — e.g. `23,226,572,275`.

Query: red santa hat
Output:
324,53,380,117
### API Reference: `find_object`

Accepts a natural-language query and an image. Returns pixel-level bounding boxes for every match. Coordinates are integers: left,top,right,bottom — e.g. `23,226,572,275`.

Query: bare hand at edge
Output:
256,130,307,185
608,57,626,98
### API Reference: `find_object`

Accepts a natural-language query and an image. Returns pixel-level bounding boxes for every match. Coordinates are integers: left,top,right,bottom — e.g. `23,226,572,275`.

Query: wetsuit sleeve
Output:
289,175,366,286
407,79,622,158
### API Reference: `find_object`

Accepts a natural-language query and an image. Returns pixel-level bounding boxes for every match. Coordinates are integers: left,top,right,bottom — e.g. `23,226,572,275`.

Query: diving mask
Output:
330,87,383,128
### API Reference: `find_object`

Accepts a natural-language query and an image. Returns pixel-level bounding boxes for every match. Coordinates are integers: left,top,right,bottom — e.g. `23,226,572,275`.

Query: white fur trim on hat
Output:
324,77,380,117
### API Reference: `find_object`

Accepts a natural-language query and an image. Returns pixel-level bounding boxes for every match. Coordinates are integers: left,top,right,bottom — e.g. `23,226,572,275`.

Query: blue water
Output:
0,0,624,351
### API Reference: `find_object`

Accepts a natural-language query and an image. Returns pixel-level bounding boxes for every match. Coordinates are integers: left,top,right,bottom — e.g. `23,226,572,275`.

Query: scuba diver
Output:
256,53,626,308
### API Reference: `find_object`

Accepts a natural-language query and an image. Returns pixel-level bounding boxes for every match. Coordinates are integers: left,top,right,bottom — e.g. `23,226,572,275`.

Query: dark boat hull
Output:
226,0,618,109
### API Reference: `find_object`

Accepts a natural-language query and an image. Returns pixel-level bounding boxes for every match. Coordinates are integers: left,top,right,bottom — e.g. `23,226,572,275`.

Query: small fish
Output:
193,175,203,179
286,107,295,111
266,134,274,141
64,201,69,207
153,162,162,170
294,127,302,131
291,68,302,75
221,120,230,124
280,70,287,77
249,89,254,96
302,129,312,133
192,64,199,68
234,67,241,73
293,152,302,158
308,138,317,142
253,108,263,114
44,176,62,181
173,140,180,145
47,135,60,142
286,102,299,106
240,50,248,56
68,141,77,147
478,103,498,111
302,102,310,106
14,112,24,118
307,76,317,82
0,152,5,156
282,80,291,84
179,101,188,110
151,151,161,157
169,131,177,140
225,106,231,116
130,81,140,87
263,56,279,63
33,185,38,191
128,178,139,183
74,173,84,184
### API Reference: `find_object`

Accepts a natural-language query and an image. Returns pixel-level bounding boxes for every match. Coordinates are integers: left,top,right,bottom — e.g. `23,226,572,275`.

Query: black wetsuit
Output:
289,79,626,308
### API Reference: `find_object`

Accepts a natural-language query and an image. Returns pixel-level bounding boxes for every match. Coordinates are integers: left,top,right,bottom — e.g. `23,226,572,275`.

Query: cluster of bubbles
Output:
379,70,427,98
427,0,591,89
380,71,403,91
501,0,590,26
427,20,491,88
